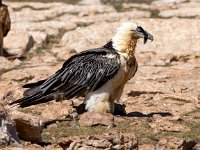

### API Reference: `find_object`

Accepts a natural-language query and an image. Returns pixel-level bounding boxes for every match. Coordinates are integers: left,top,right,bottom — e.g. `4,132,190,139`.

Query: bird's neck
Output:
112,35,138,58
112,30,138,58
125,38,137,58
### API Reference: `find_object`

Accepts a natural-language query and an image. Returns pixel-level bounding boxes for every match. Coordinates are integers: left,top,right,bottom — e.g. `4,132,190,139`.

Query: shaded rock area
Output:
0,0,200,149
9,110,43,143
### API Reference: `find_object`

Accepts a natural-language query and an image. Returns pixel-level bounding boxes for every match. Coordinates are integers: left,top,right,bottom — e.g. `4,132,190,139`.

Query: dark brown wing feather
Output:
10,46,120,107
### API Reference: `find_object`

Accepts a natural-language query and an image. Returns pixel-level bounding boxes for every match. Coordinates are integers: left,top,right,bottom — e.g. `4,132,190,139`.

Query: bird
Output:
0,1,11,56
0,1,11,38
10,22,153,114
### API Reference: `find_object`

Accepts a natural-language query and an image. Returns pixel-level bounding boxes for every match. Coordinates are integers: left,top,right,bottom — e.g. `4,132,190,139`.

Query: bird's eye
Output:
137,27,142,32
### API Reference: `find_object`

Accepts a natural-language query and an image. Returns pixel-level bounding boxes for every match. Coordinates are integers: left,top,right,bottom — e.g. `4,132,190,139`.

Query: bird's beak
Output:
143,31,154,44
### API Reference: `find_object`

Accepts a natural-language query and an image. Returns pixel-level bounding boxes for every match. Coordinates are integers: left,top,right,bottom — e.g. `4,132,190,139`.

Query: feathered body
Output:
0,2,11,56
10,22,153,114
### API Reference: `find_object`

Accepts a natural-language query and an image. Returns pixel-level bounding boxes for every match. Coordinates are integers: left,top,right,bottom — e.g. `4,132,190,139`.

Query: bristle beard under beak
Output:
144,33,154,44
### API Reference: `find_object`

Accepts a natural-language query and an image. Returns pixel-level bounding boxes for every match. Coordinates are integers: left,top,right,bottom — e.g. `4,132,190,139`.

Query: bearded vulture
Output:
0,2,11,37
10,22,153,114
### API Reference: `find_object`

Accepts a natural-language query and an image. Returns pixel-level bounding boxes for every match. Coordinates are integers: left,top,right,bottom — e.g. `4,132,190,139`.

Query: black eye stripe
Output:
137,26,143,32
131,26,144,32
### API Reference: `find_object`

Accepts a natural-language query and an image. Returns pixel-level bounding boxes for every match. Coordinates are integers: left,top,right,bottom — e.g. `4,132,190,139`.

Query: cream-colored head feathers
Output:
112,22,139,53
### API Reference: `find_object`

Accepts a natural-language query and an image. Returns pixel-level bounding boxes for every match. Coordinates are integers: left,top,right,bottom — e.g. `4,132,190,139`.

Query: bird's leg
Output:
100,100,114,113
54,92,65,102
85,93,114,114
0,48,3,56
69,107,79,127
108,95,115,114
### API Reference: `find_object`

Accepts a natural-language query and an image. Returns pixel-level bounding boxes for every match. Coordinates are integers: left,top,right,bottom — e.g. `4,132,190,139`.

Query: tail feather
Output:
10,92,53,108
23,79,46,88
22,80,46,97
23,87,42,97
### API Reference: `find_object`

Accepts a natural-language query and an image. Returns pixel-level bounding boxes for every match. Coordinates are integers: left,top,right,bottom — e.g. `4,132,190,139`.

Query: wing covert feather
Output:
39,48,120,98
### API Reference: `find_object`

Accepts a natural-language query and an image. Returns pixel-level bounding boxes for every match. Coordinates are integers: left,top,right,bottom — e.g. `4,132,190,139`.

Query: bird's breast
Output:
117,54,138,83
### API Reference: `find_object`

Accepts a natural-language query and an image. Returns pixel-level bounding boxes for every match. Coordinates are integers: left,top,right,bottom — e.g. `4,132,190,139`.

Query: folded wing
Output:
10,48,120,107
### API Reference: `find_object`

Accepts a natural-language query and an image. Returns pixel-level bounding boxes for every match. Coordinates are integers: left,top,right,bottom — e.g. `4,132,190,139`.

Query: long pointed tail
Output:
10,92,52,108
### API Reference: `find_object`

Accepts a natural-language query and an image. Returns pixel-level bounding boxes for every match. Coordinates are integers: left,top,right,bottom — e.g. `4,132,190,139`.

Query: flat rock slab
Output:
79,112,114,127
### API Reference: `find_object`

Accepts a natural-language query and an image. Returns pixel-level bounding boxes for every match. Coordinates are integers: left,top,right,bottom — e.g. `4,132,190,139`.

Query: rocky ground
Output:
0,0,200,149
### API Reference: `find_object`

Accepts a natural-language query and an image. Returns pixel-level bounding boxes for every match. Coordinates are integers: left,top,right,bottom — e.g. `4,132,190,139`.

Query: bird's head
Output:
112,22,153,52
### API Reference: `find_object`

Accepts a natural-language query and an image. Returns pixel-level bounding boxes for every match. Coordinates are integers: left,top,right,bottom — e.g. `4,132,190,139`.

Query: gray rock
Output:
0,106,20,145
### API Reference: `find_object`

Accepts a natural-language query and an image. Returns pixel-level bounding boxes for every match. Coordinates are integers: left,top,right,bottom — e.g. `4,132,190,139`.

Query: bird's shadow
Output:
0,48,26,61
127,111,173,117
74,102,172,117
74,102,127,115
127,90,164,97
114,103,173,117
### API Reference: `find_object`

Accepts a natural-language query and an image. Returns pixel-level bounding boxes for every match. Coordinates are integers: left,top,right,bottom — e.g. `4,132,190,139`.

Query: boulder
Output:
9,110,43,143
4,29,34,55
60,22,115,53
29,31,47,46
